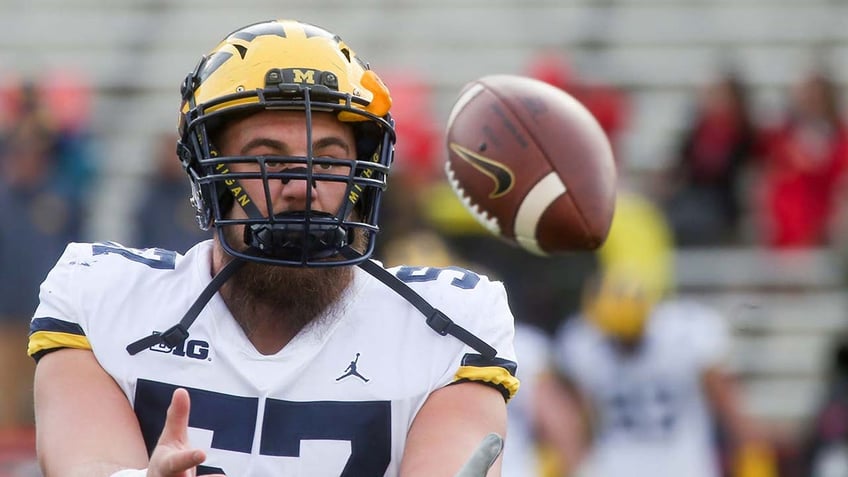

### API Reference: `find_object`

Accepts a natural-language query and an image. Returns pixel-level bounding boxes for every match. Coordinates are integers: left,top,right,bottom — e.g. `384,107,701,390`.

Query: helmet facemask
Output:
176,20,395,267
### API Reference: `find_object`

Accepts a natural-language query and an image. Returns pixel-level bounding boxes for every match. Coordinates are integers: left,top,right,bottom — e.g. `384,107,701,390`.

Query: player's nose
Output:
278,166,317,209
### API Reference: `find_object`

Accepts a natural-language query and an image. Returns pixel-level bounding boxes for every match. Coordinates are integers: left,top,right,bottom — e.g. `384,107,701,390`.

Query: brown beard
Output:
217,224,356,342
224,261,352,339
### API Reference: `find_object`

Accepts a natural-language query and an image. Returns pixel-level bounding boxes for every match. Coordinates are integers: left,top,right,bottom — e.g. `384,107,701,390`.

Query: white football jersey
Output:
29,240,519,477
553,300,730,477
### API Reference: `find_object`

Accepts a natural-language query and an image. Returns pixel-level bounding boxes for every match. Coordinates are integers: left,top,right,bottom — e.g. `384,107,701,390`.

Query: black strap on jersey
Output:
354,254,497,360
125,246,497,359
126,257,245,355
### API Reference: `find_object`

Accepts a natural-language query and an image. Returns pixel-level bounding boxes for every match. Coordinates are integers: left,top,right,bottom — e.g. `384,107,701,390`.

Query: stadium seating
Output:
676,246,847,428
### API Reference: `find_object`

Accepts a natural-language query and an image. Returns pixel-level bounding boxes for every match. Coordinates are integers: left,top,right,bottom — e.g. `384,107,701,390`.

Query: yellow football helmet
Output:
582,268,659,342
177,19,395,266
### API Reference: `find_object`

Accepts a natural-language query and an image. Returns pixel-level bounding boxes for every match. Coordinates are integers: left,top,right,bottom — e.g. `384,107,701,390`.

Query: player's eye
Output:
255,155,285,170
313,154,345,172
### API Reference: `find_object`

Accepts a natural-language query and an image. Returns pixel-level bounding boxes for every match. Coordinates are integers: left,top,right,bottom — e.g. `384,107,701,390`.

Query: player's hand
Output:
147,388,225,477
453,433,504,477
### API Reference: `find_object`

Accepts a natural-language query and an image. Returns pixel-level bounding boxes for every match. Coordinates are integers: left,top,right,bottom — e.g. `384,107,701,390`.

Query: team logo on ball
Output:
449,143,515,198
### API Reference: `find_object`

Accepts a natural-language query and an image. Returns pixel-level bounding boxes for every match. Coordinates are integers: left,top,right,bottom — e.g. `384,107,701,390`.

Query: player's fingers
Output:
159,388,191,444
453,433,504,477
160,448,206,474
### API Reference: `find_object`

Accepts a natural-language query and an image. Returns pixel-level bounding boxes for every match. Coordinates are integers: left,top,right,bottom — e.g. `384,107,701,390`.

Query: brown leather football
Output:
444,74,617,254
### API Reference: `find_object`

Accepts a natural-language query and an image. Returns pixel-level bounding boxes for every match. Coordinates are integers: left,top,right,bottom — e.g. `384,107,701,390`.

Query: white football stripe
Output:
445,162,502,235
515,172,567,256
447,83,485,130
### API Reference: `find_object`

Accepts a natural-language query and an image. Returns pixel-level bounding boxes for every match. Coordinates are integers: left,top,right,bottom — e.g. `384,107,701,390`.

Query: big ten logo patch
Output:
150,335,211,360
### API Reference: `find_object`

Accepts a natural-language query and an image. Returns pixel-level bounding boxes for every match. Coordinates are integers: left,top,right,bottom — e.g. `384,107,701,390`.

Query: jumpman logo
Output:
336,353,369,382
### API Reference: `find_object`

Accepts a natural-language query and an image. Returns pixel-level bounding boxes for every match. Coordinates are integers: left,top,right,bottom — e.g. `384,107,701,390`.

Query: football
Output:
444,74,617,255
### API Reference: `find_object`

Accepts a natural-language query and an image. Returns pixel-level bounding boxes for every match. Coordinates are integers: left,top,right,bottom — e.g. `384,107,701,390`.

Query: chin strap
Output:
126,257,245,355
350,250,497,360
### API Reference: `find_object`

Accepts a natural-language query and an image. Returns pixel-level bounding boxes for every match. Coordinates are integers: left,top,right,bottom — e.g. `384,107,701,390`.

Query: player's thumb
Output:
454,433,504,477
160,388,192,444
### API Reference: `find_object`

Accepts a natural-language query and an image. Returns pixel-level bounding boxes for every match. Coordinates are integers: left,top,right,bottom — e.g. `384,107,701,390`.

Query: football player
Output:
28,19,517,477
534,268,776,477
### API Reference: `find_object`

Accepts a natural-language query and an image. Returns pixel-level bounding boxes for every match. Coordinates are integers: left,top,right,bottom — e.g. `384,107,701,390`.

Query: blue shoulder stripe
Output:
460,353,518,376
30,317,85,336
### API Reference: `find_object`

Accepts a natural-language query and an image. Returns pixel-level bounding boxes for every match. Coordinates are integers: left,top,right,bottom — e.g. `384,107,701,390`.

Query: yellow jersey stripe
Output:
28,330,91,358
454,365,520,401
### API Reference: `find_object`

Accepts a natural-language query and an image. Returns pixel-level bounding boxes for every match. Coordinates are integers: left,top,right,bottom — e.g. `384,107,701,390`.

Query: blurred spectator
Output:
3,71,100,219
0,73,25,132
371,69,444,262
526,50,631,157
130,132,211,253
796,333,848,477
534,267,778,477
42,68,100,209
661,69,758,246
379,69,442,187
38,68,93,135
0,80,84,430
754,69,848,248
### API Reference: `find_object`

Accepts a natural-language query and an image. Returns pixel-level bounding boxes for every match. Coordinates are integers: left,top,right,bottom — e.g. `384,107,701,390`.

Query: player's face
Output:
212,110,357,340
216,110,356,221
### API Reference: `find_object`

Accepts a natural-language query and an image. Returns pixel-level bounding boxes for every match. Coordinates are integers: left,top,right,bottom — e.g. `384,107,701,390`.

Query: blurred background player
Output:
796,332,848,477
500,321,559,477
534,265,777,477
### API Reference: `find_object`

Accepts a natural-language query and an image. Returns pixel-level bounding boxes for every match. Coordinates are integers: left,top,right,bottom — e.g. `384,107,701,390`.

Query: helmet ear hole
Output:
189,180,212,230
176,140,193,170
176,139,211,229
